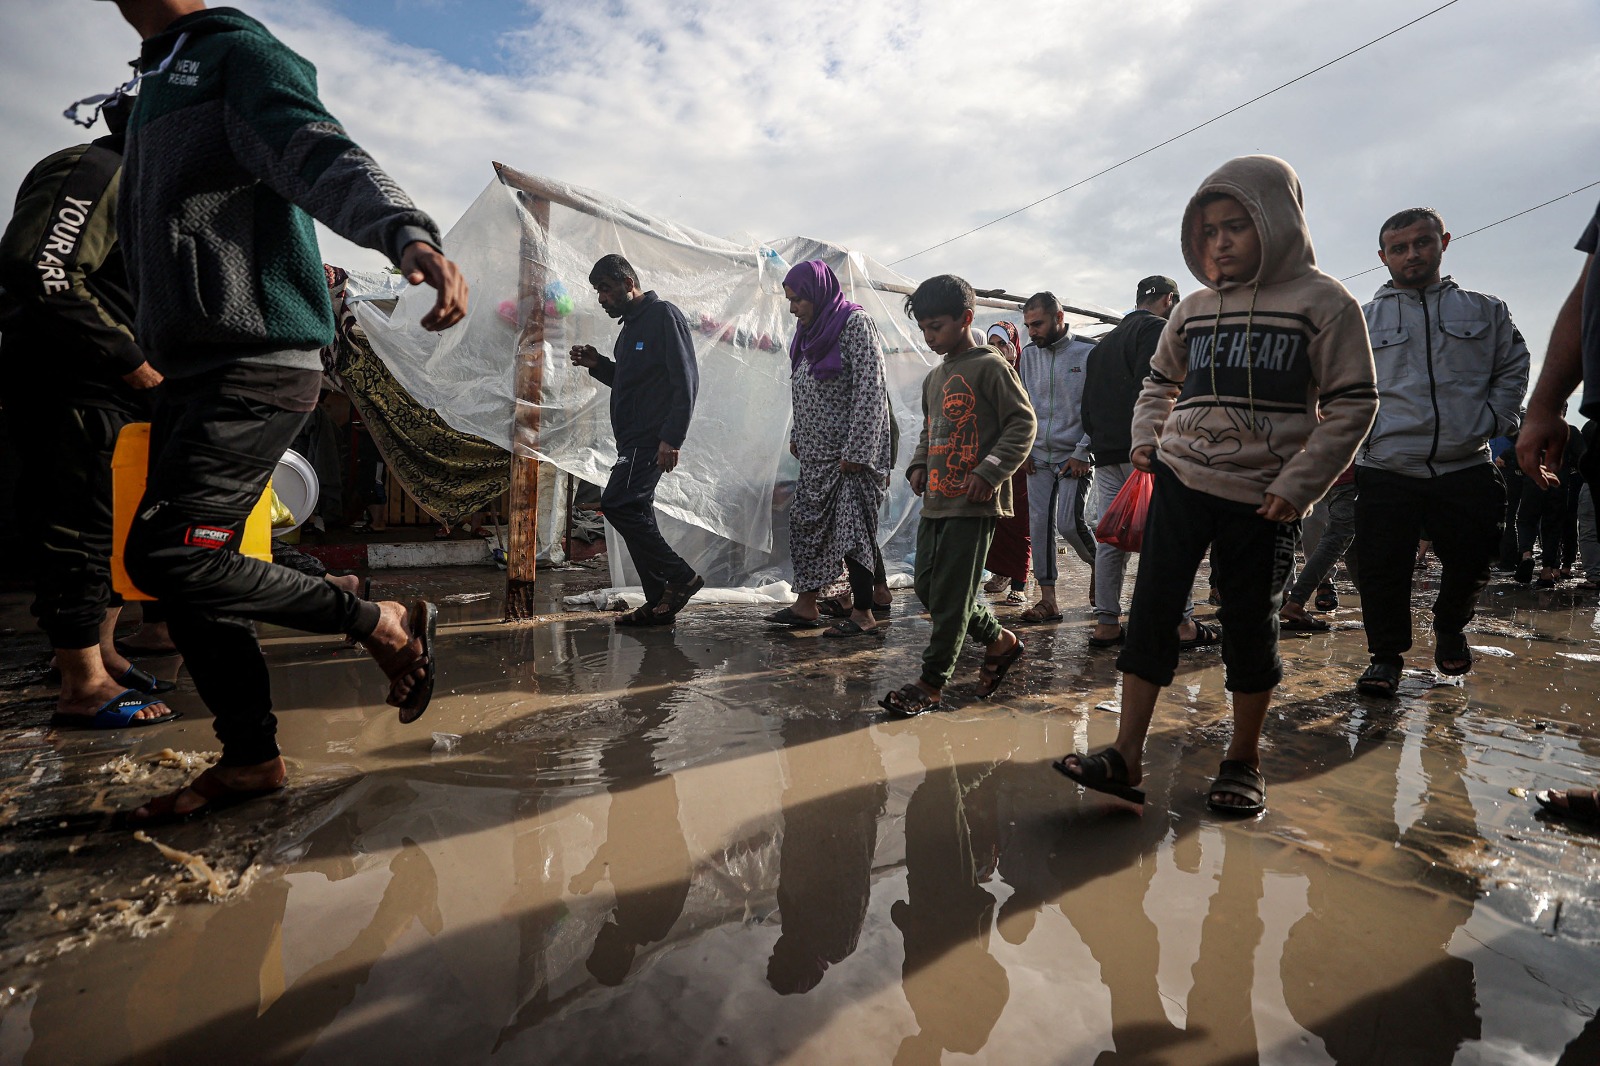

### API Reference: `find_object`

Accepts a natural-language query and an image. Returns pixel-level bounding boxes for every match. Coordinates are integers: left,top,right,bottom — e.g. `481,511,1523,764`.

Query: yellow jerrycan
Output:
111,422,274,601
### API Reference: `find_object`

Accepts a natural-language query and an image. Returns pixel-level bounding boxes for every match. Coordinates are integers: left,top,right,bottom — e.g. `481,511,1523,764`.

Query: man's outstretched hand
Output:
400,241,469,331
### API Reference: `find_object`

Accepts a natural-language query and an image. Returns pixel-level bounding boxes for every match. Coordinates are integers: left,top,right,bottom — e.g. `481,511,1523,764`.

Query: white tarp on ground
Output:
353,166,1113,591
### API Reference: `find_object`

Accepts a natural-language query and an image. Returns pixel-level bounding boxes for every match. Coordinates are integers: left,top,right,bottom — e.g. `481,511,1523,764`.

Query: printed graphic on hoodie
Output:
927,373,978,497
1163,310,1318,476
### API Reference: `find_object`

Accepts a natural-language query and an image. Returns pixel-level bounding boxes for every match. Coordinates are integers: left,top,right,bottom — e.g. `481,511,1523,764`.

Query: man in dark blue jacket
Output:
571,254,703,624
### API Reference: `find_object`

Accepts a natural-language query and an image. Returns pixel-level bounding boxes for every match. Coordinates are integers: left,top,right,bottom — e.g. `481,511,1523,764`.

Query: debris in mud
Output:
131,831,248,900
98,749,220,784
1470,645,1515,658
440,591,492,605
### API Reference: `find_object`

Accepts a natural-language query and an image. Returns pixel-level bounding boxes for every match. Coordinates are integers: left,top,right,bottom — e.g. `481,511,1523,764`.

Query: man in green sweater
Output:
87,0,469,823
879,275,1036,716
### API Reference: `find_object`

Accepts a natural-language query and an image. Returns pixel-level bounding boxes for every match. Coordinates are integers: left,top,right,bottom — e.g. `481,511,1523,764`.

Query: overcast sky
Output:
6,0,1598,376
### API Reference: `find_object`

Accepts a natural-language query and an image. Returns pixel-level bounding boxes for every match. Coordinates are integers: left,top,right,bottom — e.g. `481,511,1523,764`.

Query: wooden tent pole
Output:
506,189,550,621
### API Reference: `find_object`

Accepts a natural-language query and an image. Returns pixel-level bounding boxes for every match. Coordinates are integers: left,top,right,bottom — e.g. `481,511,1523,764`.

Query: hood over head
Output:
1181,155,1315,292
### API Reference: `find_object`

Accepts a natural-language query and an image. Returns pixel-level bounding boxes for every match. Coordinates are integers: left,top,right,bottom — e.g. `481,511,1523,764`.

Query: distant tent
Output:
353,164,1118,596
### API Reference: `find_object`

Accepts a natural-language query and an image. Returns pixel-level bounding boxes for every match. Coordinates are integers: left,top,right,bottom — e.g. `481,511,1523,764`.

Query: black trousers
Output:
601,446,696,606
1515,476,1566,566
125,366,379,766
1353,464,1504,661
3,399,138,649
1118,460,1297,693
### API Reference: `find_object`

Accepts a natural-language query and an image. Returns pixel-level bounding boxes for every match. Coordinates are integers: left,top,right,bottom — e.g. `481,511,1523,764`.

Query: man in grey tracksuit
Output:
1018,290,1097,619
1352,207,1529,693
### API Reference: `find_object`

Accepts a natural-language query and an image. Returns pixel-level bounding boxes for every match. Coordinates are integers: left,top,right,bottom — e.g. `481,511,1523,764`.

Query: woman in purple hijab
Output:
766,261,893,637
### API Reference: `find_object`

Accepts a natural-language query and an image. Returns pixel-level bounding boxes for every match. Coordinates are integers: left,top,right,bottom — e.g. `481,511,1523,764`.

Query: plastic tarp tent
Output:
353,165,1113,592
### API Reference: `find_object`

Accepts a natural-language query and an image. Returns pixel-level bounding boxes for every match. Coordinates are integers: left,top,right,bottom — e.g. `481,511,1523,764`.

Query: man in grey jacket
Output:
1352,207,1529,696
1017,291,1097,621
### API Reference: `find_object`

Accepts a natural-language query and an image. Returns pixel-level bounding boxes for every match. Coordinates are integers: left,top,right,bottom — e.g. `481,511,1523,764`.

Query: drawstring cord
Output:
63,32,190,128
1207,281,1261,426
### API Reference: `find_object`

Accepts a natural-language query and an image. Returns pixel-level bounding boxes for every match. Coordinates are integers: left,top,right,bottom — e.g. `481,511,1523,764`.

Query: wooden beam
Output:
505,187,550,622
870,279,1123,324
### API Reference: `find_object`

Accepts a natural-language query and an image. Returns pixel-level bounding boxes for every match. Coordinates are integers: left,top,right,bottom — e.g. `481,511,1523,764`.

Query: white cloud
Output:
5,0,1598,366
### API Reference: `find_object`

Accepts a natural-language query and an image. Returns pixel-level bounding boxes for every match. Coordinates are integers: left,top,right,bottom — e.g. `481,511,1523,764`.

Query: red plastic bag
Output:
1095,469,1153,553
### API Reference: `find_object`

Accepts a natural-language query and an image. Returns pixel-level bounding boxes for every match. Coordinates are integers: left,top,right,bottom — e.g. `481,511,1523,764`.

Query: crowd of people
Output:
4,0,1599,832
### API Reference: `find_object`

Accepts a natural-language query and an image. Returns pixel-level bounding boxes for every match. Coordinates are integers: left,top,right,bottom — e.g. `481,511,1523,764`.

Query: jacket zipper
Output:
1421,290,1440,477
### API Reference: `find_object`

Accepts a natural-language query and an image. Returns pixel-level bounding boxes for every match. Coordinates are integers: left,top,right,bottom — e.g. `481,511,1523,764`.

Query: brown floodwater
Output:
1,562,1598,1065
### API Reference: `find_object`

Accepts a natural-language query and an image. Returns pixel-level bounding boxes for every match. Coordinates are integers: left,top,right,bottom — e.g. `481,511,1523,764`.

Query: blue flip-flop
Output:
49,690,181,730
117,664,177,695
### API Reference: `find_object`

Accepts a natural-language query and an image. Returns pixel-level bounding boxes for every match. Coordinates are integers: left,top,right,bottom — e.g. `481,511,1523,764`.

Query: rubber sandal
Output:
49,690,180,730
1515,557,1535,584
1279,614,1330,632
1087,628,1125,648
878,683,941,717
615,604,662,627
872,601,893,619
1577,580,1600,590
818,597,852,619
1533,788,1600,825
766,606,827,629
117,664,176,695
1206,759,1266,816
977,636,1025,698
1434,630,1473,677
650,575,704,622
124,766,286,828
1052,747,1145,805
823,619,883,639
1313,586,1340,612
1178,619,1222,649
1003,591,1027,606
389,600,438,723
1018,605,1063,624
1356,661,1402,697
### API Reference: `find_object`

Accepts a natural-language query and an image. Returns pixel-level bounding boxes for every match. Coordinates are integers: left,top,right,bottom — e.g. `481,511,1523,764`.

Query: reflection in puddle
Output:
2,568,1600,1063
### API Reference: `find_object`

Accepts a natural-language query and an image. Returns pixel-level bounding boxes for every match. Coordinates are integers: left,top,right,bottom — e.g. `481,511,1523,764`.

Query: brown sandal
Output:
125,766,286,828
977,636,1025,697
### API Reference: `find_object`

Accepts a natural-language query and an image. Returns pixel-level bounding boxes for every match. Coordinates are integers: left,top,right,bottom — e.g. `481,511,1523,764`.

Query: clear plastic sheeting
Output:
353,166,1111,590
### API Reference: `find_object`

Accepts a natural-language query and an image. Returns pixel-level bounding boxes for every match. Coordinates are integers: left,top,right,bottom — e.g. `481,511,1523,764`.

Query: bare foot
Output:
132,757,287,821
1091,622,1122,642
57,678,171,722
360,601,428,705
1176,618,1198,642
325,572,362,596
1278,602,1313,626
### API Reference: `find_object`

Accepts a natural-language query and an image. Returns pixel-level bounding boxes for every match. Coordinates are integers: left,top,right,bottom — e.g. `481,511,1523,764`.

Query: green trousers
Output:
914,515,1000,687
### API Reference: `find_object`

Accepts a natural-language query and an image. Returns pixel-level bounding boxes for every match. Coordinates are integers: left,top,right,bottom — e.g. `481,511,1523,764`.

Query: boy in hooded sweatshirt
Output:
1053,155,1377,815
879,275,1036,716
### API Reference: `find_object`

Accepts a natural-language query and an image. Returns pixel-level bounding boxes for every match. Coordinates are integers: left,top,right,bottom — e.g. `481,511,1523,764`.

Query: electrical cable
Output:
888,0,1464,267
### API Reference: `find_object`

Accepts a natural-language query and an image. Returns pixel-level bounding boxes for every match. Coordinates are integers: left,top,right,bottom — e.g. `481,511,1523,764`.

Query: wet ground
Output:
1,559,1598,1065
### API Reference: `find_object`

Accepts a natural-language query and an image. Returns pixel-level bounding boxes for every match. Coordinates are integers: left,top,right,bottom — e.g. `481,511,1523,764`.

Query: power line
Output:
1340,179,1600,283
888,0,1465,267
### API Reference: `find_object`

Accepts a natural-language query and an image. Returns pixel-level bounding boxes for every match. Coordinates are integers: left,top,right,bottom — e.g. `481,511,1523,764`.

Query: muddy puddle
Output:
1,561,1599,1064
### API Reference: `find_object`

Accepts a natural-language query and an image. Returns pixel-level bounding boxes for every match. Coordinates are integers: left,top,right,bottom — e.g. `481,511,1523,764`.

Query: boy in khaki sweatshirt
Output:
880,275,1037,716
1053,156,1377,815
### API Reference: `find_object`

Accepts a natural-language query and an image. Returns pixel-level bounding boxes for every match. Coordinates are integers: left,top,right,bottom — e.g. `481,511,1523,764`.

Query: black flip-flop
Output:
1088,629,1125,648
1533,788,1600,825
117,664,177,695
650,575,704,623
49,689,180,730
1356,661,1402,697
124,766,285,828
1434,631,1473,676
766,606,827,629
823,619,884,639
1206,759,1266,817
392,599,438,724
1314,586,1340,612
1052,747,1145,805
1178,619,1222,649
1279,614,1330,633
